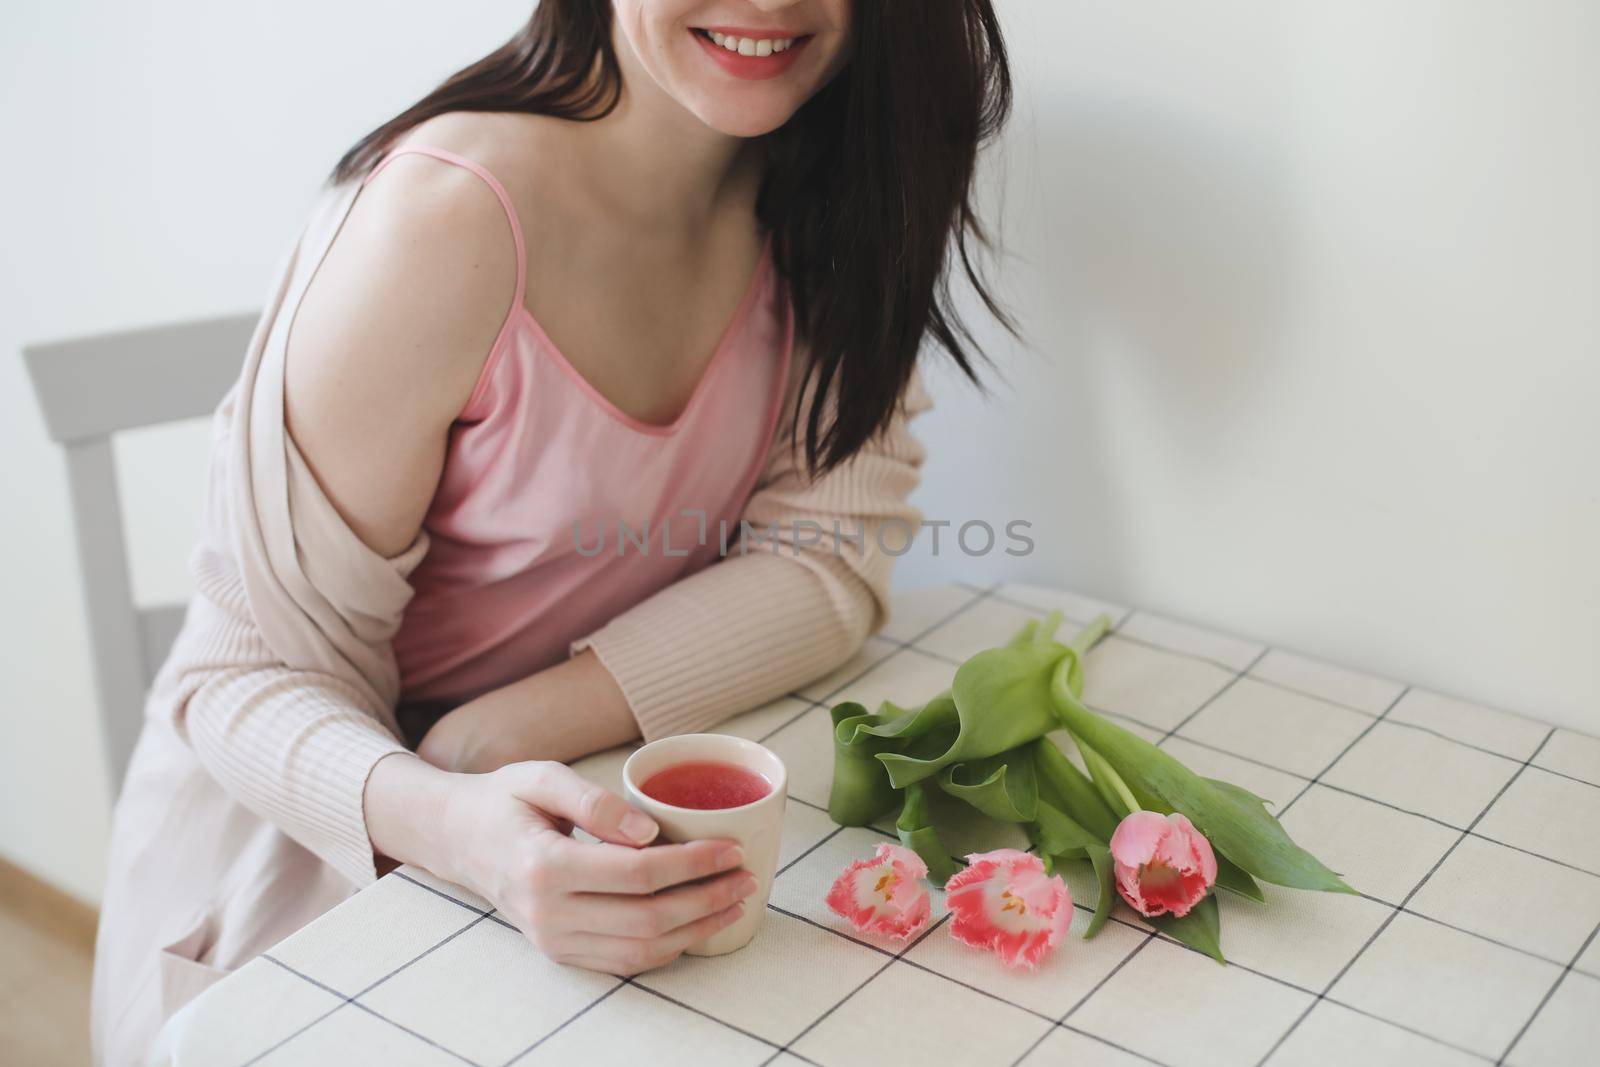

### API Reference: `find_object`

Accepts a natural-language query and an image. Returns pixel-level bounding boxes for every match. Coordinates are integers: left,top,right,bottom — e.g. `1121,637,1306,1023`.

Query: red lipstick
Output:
691,27,812,81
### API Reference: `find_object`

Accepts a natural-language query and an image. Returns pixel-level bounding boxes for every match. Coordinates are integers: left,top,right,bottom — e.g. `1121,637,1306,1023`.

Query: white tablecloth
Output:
161,582,1600,1066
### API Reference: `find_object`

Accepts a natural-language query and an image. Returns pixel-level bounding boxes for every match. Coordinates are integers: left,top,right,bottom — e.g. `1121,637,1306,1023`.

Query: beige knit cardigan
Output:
152,174,933,890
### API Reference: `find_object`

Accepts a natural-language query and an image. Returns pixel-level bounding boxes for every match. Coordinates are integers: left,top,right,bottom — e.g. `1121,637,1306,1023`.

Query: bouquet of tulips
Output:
824,611,1354,967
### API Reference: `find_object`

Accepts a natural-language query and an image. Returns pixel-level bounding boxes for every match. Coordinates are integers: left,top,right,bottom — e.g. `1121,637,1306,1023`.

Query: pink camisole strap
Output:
360,145,529,408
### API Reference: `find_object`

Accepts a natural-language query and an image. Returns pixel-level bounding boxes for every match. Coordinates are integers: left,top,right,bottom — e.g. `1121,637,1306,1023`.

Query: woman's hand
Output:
366,755,756,976
416,649,641,772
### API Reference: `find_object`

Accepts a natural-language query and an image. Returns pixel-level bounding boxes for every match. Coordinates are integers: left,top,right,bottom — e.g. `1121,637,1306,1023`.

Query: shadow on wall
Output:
906,86,1297,591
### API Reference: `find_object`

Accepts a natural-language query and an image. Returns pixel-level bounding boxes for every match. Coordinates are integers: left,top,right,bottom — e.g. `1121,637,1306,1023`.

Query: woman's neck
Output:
552,32,761,239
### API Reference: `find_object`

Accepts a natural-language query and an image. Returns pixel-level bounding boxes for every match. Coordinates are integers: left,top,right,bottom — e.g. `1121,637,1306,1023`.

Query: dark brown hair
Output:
332,1,1014,475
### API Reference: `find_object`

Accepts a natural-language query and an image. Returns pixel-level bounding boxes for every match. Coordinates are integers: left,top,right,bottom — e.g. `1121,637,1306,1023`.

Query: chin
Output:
686,95,808,138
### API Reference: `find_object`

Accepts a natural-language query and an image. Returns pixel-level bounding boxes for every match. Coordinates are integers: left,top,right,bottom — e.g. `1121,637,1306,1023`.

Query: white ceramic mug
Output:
621,733,788,956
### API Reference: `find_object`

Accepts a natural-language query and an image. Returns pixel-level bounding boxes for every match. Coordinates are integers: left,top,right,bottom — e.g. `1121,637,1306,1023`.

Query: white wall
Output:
2,0,1594,904
900,0,1599,736
0,0,533,904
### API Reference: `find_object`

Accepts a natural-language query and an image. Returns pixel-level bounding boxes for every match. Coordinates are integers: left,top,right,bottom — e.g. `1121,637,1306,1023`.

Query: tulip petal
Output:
944,848,1072,970
1110,811,1219,919
826,842,933,940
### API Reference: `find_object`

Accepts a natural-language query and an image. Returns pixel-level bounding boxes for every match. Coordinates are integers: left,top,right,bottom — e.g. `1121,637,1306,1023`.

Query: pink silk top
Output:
366,145,795,712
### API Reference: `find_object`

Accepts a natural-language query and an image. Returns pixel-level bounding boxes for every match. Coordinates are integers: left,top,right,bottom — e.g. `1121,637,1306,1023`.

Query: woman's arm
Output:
415,647,641,770
166,146,758,976
168,153,515,883
578,358,933,736
418,353,932,771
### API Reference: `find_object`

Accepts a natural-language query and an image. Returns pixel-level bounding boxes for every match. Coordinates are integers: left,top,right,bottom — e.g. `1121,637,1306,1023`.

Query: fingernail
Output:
724,902,746,923
717,845,745,869
621,811,658,844
735,874,759,899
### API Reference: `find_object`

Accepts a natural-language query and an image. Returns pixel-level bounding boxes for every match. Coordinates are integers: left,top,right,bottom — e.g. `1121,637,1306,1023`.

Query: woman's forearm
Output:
416,648,642,773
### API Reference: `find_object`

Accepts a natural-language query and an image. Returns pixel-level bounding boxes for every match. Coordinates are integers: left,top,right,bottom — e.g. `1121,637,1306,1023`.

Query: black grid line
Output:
1232,670,1391,721
500,981,626,1065
774,824,846,879
1275,685,1409,819
1054,1022,1175,1067
342,998,484,1066
1522,760,1600,791
1097,706,1600,880
190,583,1599,1066
253,944,489,1067
394,870,804,1065
239,960,350,1067
1310,998,1500,1064
983,583,1600,746
1496,918,1600,1065
624,979,828,1064
756,914,952,1066
1156,644,1275,746
1351,893,1576,969
393,870,495,916
424,654,1584,1064
1253,728,1558,1067
754,673,1574,1064
1008,932,1160,1066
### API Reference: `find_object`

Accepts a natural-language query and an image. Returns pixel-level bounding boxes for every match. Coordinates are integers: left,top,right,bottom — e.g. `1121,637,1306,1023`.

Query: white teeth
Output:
705,30,796,55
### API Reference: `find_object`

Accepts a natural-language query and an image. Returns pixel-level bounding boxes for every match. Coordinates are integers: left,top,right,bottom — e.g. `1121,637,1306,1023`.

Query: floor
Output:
0,861,95,1066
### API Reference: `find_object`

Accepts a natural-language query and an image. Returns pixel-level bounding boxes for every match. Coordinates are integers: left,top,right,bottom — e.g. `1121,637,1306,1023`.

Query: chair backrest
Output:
24,313,258,791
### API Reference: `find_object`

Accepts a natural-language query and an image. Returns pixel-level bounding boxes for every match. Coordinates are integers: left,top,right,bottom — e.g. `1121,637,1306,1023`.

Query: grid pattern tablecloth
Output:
168,583,1600,1067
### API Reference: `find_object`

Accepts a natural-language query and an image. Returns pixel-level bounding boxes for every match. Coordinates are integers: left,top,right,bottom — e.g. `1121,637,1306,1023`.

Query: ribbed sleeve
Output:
154,542,409,887
573,364,934,740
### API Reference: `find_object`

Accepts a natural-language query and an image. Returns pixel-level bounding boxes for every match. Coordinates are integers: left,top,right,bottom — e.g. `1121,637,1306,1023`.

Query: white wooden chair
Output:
24,313,257,791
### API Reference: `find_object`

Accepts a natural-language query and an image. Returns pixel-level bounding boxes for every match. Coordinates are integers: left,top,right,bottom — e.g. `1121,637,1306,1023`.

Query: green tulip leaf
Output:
937,746,1040,823
1149,893,1225,964
1214,853,1266,903
1078,739,1135,818
854,692,960,743
1032,738,1119,841
1032,800,1116,937
1082,845,1116,938
879,640,1069,788
827,703,903,826
897,782,963,884
1049,668,1354,894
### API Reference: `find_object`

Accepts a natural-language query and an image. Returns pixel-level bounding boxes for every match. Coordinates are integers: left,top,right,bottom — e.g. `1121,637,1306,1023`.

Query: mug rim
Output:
622,733,788,816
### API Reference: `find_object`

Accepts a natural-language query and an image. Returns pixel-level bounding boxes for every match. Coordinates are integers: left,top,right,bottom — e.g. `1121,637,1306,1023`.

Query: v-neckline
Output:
513,230,774,437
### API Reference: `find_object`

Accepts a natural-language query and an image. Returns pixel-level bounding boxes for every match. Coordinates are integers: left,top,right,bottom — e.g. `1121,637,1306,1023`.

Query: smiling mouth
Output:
692,27,813,57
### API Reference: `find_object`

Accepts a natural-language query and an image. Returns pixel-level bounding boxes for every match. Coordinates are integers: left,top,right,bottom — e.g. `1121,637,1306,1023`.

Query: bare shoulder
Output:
396,110,553,195
294,128,523,407
282,122,526,556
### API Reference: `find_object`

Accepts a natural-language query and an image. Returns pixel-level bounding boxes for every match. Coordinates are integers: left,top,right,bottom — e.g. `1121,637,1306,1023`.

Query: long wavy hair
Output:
332,1,1014,475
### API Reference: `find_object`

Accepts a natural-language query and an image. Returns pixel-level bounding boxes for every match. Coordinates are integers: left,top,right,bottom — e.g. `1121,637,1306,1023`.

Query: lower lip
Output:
691,29,811,81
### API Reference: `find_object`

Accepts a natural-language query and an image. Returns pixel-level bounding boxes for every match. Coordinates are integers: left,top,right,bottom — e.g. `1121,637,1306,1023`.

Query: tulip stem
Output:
1073,733,1141,817
1068,613,1114,656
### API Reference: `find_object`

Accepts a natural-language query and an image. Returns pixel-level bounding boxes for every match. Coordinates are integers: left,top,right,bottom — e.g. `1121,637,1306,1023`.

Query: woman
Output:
92,1,1013,1061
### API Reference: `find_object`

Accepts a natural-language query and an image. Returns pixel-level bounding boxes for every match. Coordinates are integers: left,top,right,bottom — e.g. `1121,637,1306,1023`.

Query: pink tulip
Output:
1109,811,1218,918
944,849,1073,969
826,842,934,940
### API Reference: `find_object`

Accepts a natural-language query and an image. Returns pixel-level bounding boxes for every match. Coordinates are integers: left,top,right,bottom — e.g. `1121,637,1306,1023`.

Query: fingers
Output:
567,869,760,939
501,762,658,846
549,901,748,976
549,833,745,895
